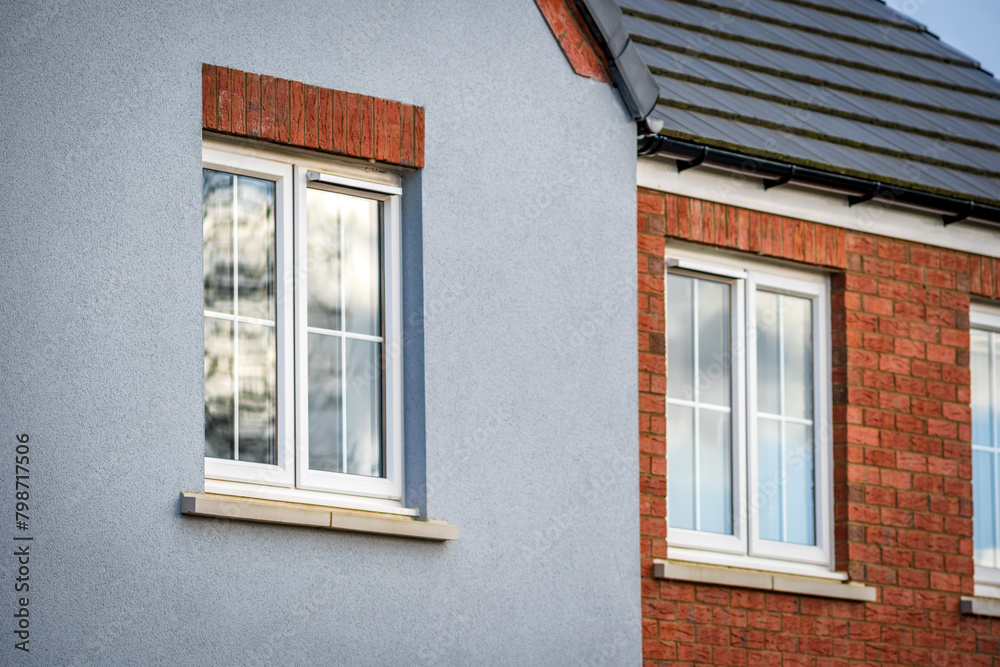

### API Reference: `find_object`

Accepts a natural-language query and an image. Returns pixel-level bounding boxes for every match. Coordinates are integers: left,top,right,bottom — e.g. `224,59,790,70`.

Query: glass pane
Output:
994,333,1000,448
757,417,781,542
308,333,343,473
344,197,382,336
698,408,732,535
974,449,997,568
306,188,342,331
345,338,384,477
204,317,234,459
668,403,695,530
972,331,990,447
667,274,694,400
236,176,275,321
782,295,813,420
697,280,730,407
784,422,816,546
237,323,276,464
203,170,233,314
756,291,781,415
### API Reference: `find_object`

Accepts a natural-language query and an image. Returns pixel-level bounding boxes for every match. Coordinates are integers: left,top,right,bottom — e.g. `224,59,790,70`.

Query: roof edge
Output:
638,134,1000,228
574,0,659,120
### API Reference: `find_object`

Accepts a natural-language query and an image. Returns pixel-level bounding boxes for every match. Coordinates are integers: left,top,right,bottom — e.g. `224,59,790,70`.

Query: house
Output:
1,2,645,663
624,0,1000,664
5,0,1000,664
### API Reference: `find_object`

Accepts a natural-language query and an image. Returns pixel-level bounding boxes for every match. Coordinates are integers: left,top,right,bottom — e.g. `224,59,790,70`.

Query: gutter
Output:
573,0,659,122
639,134,1000,228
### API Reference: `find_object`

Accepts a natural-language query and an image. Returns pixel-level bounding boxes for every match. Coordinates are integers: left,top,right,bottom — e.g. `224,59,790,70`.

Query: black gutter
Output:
573,0,659,122
638,134,1000,227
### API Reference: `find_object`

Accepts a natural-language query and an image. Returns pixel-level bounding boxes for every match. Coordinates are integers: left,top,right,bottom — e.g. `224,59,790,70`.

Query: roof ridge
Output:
633,36,1000,126
765,0,920,32
652,67,1000,153
653,126,1000,209
628,29,1000,102
658,98,1000,180
638,0,977,68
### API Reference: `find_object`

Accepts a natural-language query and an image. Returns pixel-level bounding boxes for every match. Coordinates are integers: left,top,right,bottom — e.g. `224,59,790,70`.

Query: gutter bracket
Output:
676,146,708,173
762,165,796,190
943,203,975,225
848,182,881,207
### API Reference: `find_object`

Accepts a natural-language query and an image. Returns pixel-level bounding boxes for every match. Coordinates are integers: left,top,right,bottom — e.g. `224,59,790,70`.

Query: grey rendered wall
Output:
0,1,639,665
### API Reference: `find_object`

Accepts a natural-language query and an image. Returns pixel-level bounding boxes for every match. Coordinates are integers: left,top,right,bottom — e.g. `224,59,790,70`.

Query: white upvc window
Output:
201,139,407,515
971,304,1000,591
666,246,833,570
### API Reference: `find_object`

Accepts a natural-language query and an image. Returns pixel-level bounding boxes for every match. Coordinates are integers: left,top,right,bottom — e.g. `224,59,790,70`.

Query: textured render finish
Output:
0,2,639,664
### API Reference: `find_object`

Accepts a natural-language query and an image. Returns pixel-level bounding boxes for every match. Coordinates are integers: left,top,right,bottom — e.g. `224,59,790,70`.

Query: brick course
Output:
202,64,424,168
533,0,612,84
638,187,1000,665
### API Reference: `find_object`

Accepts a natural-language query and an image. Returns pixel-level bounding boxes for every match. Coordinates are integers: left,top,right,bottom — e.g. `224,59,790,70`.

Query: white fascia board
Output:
638,157,1000,260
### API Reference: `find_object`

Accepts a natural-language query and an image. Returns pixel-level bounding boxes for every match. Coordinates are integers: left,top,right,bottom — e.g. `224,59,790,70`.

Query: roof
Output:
621,0,1000,209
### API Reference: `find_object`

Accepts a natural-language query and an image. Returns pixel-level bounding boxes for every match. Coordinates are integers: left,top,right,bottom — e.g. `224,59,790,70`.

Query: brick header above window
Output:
202,64,424,169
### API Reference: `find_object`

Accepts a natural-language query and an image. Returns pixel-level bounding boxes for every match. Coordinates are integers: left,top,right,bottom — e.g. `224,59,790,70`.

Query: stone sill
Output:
180,493,458,541
654,559,876,602
961,597,1000,617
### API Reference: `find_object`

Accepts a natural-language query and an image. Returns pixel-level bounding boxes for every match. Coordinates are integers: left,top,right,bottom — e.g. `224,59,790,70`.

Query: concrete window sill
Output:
653,559,876,602
961,597,1000,617
180,493,458,542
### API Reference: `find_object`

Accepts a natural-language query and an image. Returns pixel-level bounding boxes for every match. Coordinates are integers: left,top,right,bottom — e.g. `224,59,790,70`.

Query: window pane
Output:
203,170,233,314
784,422,816,546
699,408,732,535
995,334,1000,448
308,333,343,473
345,338,384,477
668,403,695,530
344,197,382,336
236,176,275,322
306,188,343,331
974,449,997,568
697,280,730,407
667,274,694,400
972,331,991,447
204,318,234,459
782,295,813,420
756,291,780,415
757,417,781,542
237,323,276,464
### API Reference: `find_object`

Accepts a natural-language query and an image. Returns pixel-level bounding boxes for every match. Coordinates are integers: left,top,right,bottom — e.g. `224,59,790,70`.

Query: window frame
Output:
970,303,1000,589
201,139,407,515
665,245,833,570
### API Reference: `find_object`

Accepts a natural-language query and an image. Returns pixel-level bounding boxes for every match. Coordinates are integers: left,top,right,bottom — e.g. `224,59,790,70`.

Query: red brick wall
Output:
202,64,424,168
639,187,1000,665
533,0,612,83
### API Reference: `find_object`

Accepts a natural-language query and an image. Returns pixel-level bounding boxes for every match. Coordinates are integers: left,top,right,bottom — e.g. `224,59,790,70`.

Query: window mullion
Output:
778,294,787,543
992,332,999,568
692,279,701,531
233,175,240,463
340,198,348,473
743,277,753,553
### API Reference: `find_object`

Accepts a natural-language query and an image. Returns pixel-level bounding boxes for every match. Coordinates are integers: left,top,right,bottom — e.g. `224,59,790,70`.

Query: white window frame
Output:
971,304,1000,590
201,139,408,515
666,245,833,571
